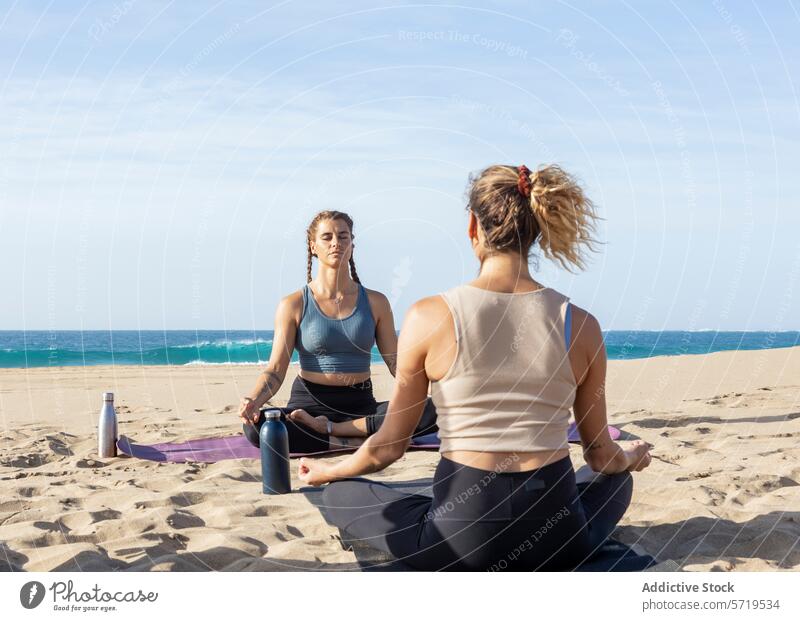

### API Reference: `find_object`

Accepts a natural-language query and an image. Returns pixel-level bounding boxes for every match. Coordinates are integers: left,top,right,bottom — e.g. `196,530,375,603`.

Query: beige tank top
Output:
430,285,577,453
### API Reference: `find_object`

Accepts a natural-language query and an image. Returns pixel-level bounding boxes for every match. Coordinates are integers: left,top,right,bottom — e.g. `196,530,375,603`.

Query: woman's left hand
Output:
298,457,336,486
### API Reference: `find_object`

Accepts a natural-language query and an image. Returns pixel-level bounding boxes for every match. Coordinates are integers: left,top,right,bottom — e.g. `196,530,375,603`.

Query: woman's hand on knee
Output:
623,440,652,472
585,438,651,474
239,397,258,424
298,457,336,486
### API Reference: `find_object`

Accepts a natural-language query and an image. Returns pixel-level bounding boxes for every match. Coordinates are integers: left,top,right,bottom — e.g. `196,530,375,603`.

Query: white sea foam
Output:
181,360,268,366
171,339,273,349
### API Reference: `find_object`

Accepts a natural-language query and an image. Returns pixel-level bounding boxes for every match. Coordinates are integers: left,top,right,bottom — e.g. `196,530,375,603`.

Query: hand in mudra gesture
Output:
623,440,652,472
238,397,258,424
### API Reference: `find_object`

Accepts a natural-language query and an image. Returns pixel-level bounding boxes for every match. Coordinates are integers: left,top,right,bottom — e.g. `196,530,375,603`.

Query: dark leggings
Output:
320,455,633,571
243,376,439,454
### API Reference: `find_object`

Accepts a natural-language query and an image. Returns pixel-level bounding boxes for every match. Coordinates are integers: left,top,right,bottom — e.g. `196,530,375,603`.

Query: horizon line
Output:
2,328,800,334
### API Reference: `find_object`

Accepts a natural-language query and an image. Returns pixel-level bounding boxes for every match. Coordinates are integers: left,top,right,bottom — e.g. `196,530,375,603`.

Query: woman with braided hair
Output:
238,210,437,454
299,165,651,570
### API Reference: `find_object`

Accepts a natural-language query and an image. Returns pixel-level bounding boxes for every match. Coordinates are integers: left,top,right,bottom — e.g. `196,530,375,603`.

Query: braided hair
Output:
305,211,361,284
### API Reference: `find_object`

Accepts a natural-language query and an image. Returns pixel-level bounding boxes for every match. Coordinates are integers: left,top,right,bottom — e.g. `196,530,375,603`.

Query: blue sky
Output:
1,1,798,331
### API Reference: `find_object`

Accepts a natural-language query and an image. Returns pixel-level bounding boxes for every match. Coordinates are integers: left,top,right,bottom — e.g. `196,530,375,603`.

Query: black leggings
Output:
320,455,633,571
243,376,439,454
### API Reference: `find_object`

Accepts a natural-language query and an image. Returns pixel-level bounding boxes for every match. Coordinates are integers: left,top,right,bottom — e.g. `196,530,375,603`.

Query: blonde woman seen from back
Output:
299,165,652,571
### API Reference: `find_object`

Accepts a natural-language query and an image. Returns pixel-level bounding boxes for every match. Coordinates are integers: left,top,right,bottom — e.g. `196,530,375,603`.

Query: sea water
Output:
0,330,798,368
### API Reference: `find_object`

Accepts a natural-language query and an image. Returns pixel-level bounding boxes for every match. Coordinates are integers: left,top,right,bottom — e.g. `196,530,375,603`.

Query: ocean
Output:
1,330,798,368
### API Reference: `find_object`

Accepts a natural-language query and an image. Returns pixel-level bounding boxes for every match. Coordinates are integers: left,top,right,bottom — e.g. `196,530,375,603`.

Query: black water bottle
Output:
259,408,291,494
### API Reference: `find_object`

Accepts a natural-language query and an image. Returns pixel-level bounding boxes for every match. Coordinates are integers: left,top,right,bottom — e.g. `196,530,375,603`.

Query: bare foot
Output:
288,409,329,434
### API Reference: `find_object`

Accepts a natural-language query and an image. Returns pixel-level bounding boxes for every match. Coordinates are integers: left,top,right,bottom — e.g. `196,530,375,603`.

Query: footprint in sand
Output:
243,503,294,521
169,491,206,507
32,520,69,533
697,485,727,506
59,497,83,510
75,458,107,468
729,474,799,505
46,436,75,456
246,505,272,518
15,487,42,499
133,498,171,510
165,510,205,529
0,543,26,571
0,499,26,512
140,531,190,550
52,512,93,531
89,509,122,522
1,453,53,468
676,470,714,481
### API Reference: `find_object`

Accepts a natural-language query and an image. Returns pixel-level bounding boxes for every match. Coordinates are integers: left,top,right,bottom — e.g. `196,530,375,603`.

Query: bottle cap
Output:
261,408,282,419
103,392,114,402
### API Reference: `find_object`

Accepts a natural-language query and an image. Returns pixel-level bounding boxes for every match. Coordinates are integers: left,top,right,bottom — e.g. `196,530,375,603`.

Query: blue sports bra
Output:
295,284,376,374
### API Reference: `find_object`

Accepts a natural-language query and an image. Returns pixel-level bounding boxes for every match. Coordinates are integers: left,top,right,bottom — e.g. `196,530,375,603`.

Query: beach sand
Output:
1,347,799,571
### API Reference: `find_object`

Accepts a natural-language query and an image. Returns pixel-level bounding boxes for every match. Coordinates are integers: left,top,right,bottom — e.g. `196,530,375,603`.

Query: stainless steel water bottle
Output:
259,408,291,494
98,392,118,458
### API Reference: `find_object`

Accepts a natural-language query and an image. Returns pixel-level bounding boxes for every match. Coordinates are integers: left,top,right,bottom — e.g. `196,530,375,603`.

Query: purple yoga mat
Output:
117,434,440,464
117,424,620,464
118,434,259,463
572,422,621,441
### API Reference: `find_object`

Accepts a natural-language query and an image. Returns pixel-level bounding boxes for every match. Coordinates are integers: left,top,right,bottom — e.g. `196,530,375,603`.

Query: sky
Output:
0,0,798,331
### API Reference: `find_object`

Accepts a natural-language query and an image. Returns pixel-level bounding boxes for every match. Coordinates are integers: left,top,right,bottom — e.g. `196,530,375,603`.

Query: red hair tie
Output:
517,165,532,198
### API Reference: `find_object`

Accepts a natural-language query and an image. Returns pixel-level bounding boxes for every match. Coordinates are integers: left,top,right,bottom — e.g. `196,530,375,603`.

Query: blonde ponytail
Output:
467,164,599,271
528,165,598,271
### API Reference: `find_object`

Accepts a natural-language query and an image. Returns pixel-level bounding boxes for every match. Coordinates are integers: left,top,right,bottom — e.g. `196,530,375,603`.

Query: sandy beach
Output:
1,346,799,572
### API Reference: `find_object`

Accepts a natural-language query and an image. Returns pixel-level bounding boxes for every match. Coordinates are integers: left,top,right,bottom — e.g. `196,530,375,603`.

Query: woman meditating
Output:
299,165,652,571
238,210,437,454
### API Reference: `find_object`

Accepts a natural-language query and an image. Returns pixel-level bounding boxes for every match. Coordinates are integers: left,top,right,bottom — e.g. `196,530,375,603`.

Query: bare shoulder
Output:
280,289,304,309
401,295,455,378
363,288,394,327
364,287,391,310
404,295,451,326
276,289,304,323
569,304,604,350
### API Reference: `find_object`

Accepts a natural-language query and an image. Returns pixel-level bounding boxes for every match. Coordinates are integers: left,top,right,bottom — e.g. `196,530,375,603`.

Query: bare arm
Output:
571,307,650,474
370,290,398,377
238,295,299,423
298,301,432,484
